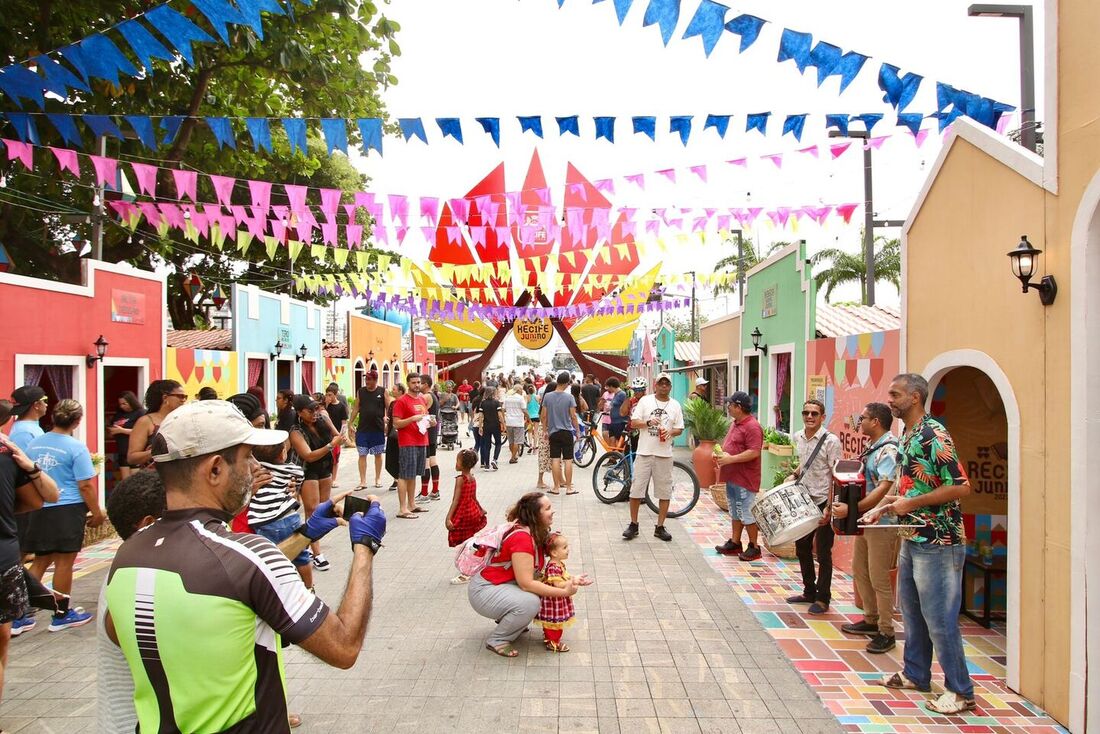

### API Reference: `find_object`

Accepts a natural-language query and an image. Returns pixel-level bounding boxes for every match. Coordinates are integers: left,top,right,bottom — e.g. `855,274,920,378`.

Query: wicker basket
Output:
83,519,117,547
708,484,728,512
765,539,798,559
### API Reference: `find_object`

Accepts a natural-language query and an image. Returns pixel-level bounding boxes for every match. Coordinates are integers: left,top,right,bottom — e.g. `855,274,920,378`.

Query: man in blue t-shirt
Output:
541,372,579,494
605,378,628,440
7,386,48,451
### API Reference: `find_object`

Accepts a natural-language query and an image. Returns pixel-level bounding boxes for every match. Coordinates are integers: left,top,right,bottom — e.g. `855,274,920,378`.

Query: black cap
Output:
556,371,572,385
11,385,46,417
292,395,320,412
725,391,752,410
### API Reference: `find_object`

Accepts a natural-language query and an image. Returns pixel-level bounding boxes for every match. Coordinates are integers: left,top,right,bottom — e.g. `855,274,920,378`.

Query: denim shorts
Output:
356,431,386,456
725,482,758,525
254,513,310,567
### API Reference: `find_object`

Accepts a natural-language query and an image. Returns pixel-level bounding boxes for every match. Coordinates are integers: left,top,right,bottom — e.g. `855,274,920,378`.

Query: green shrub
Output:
683,397,731,442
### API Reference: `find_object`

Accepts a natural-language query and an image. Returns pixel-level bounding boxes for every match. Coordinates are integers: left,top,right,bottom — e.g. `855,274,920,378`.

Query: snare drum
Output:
751,481,823,546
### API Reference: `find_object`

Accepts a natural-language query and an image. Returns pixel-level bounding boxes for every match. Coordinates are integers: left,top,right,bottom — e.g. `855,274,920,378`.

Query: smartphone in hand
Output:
342,494,373,517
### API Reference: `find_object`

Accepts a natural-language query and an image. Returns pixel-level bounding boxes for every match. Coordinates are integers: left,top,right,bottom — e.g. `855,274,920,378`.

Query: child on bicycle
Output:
536,532,593,652
445,449,486,584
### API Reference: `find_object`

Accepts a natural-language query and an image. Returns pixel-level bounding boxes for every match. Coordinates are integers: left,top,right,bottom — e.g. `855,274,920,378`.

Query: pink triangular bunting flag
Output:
172,169,198,201
50,147,81,177
130,162,158,195
689,165,708,182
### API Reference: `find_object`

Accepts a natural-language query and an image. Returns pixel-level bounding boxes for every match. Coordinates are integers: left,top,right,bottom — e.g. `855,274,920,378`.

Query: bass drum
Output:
750,481,822,547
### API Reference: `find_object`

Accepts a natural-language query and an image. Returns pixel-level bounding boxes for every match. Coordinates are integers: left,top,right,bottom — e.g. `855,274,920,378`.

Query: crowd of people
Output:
0,366,979,728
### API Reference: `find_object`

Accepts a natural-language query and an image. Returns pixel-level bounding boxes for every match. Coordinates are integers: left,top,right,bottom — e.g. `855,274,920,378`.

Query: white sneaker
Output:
415,494,431,504
312,554,331,572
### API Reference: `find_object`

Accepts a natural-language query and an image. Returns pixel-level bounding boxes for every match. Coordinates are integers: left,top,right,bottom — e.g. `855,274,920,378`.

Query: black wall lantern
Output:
750,327,768,355
1007,235,1057,305
296,344,308,362
86,335,108,368
269,340,284,361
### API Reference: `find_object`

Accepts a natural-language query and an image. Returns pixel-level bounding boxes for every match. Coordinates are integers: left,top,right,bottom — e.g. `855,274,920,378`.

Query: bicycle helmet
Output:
630,377,647,390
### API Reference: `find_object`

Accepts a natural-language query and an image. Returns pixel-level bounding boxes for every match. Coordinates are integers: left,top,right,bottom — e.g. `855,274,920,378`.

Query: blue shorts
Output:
254,513,310,567
725,482,758,525
356,431,386,456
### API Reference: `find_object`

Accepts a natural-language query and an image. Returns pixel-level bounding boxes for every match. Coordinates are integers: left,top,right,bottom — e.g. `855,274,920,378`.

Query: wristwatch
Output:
353,536,382,555
26,462,42,477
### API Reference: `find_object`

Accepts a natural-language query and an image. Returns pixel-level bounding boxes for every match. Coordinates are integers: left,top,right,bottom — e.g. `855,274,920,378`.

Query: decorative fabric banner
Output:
244,117,273,153
517,116,543,138
643,0,681,45
632,116,657,140
436,117,463,143
397,118,427,144
682,0,729,57
320,118,348,154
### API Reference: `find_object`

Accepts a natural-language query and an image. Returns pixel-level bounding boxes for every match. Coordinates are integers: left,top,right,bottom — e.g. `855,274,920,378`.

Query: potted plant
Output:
764,427,794,456
683,397,731,488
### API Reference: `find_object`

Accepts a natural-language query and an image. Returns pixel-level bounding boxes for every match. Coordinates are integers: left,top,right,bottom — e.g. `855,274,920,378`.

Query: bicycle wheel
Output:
574,435,597,468
645,460,700,518
592,451,630,504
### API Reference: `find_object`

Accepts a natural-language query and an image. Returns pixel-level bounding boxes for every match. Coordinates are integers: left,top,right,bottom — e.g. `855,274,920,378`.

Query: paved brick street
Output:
0,441,839,734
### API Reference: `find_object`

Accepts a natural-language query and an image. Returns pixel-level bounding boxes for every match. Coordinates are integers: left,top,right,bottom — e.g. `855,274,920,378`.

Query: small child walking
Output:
536,532,592,652
446,448,486,584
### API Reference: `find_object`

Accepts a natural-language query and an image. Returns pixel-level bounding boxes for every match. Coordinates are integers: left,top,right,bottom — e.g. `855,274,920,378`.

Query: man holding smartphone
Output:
104,400,387,734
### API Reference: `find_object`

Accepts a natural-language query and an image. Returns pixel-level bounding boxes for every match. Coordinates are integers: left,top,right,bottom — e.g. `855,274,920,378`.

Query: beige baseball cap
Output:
654,372,673,384
152,400,287,463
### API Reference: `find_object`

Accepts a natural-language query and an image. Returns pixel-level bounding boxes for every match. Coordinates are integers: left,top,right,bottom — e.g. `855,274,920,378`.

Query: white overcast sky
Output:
344,0,1042,314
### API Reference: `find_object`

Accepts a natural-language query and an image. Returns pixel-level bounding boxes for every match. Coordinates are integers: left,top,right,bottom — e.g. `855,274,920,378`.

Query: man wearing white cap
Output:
104,400,387,734
622,373,684,542
689,376,710,403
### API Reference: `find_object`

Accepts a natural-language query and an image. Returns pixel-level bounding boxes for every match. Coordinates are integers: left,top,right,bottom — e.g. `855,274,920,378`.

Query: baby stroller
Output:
439,407,461,450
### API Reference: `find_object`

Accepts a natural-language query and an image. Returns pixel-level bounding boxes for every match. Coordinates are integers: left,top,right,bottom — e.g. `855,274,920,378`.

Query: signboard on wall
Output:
278,327,292,345
111,289,146,324
761,285,778,318
512,317,553,349
807,375,827,402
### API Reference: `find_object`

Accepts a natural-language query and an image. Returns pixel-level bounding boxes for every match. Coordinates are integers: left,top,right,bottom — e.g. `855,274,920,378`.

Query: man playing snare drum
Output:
784,400,842,615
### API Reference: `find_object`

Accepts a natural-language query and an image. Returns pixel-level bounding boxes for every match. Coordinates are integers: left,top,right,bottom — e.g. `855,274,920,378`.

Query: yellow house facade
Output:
902,2,1098,729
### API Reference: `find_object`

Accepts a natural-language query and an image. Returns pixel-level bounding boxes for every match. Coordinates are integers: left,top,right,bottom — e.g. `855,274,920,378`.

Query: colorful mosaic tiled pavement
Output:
36,535,120,587
681,492,1068,734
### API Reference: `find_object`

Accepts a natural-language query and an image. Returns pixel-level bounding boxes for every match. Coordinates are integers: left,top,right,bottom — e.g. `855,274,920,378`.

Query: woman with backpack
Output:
465,492,578,658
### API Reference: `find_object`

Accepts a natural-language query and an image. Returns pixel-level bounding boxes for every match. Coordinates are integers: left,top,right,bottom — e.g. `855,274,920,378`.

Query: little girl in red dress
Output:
537,533,593,652
445,448,486,584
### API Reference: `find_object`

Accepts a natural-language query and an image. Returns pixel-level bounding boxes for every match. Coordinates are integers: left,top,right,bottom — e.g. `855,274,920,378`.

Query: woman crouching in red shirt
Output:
467,492,578,657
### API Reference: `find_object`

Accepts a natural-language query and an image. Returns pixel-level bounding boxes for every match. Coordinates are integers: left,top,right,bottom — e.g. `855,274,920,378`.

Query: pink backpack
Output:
454,522,524,577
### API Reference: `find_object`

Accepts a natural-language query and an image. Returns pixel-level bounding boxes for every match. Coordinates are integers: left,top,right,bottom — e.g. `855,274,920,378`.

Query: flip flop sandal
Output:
356,485,368,491
544,641,570,653
411,507,429,513
566,489,579,495
374,482,383,488
547,489,561,495
880,672,930,692
485,643,519,658
397,513,418,519
924,692,977,715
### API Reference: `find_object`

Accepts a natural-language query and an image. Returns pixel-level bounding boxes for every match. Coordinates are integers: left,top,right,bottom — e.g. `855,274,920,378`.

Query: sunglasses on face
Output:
38,396,49,404
168,393,188,400
801,410,821,418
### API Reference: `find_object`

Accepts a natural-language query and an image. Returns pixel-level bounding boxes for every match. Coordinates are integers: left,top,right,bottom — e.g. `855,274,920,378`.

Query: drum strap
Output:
800,431,830,479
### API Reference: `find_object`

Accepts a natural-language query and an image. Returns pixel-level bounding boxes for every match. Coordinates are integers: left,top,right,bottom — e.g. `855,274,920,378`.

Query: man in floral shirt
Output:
865,373,974,716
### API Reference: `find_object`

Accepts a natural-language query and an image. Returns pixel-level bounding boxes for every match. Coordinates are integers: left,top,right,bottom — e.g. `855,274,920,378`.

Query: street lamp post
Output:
829,128,876,306
968,4,1036,153
731,228,745,307
687,270,698,340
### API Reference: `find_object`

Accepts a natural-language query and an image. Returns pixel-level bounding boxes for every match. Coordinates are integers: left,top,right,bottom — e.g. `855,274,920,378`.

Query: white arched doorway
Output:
381,362,391,389
922,350,1021,694
1069,169,1100,734
353,359,365,392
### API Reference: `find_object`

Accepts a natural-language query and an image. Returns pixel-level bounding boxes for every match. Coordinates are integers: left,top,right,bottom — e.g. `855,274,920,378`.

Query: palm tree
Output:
811,236,901,303
714,237,792,295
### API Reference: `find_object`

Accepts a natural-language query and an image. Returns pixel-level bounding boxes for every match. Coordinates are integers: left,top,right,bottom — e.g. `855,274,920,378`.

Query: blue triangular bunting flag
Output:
47,113,83,147
809,41,841,86
125,115,158,149
612,0,634,24
436,118,463,143
896,113,923,135
642,0,681,46
517,116,543,138
782,114,807,141
206,117,237,149
57,46,90,82
825,114,850,136
682,0,728,57
78,35,139,87
160,116,184,145
398,118,427,143
320,118,348,153
878,63,923,111
33,55,90,96
594,116,616,143
145,6,218,66
836,52,869,93
632,116,656,140
777,29,813,74
116,20,176,72
0,66,45,109
724,14,765,52
282,117,307,155
358,118,383,155
190,0,247,45
556,116,579,137
245,117,273,152
229,0,284,40
475,117,501,147
83,114,124,140
669,115,692,145
855,113,884,134
5,112,39,144
704,114,730,138
746,112,770,135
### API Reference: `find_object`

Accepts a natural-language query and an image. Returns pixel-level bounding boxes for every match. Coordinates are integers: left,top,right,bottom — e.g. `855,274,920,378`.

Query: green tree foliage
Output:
0,0,400,328
713,236,792,296
810,236,901,303
663,314,707,342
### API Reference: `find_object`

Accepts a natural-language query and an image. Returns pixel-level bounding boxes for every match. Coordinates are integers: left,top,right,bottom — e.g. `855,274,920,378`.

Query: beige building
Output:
699,312,741,400
902,1,1097,728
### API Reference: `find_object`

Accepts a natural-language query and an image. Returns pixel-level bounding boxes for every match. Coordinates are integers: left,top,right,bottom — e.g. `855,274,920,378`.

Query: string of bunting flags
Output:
545,0,1014,130
0,0,304,111
0,106,1014,154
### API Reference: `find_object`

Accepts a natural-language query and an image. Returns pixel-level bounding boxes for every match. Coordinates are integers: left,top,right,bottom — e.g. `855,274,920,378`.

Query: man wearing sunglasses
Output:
785,399,841,615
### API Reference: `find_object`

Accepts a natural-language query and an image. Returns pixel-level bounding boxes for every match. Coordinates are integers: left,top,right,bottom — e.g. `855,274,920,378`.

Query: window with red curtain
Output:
247,358,264,388
301,361,315,395
773,352,791,433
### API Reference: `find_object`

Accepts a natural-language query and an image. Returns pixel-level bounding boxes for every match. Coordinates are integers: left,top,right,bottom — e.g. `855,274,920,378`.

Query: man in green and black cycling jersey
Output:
105,400,387,733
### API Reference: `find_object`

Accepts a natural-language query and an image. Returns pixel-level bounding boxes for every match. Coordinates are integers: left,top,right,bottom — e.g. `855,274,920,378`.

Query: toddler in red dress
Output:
537,533,593,652
445,448,486,584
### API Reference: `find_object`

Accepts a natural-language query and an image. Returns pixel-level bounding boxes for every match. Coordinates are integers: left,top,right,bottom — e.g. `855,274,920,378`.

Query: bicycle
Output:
591,442,700,518
573,412,627,468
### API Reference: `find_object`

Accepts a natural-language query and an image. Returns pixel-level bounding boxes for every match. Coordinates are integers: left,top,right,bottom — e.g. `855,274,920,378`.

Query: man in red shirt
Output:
391,374,432,519
714,391,764,560
456,380,473,423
